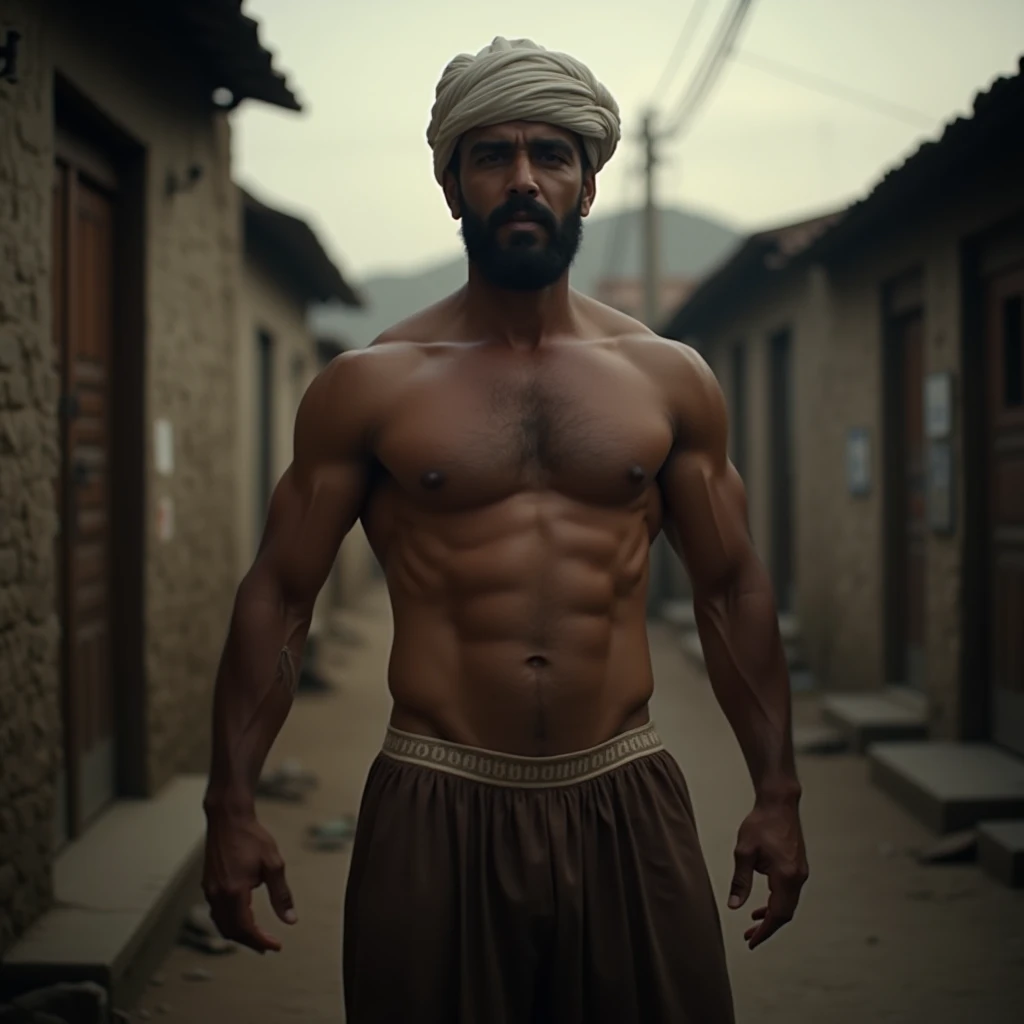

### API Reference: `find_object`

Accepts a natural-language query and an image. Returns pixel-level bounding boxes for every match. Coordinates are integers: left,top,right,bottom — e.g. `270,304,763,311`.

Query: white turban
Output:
426,37,621,186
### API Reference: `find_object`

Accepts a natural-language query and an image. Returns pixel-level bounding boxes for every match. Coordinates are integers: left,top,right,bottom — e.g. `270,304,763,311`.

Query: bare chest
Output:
374,350,674,508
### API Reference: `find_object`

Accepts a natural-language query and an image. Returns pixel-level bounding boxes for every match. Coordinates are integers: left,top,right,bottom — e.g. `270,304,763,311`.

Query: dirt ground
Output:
131,586,1024,1023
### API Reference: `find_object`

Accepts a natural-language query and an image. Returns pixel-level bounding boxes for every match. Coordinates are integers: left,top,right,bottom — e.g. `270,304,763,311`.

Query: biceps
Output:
661,453,753,594
254,459,368,609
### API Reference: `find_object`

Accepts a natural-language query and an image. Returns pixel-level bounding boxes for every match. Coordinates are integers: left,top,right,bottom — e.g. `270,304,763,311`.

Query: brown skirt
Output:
343,723,735,1024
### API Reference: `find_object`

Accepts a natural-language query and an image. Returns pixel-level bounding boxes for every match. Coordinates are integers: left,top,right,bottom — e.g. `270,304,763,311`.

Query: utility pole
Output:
641,111,660,329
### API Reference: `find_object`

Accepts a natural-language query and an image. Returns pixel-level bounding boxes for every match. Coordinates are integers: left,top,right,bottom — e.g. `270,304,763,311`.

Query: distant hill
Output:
310,206,739,348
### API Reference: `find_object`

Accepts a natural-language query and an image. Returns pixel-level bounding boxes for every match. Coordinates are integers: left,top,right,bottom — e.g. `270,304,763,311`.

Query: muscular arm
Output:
204,354,370,815
659,353,800,805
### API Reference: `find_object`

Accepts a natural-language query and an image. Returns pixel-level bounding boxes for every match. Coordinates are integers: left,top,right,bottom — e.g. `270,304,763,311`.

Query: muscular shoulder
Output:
294,343,424,463
618,334,727,455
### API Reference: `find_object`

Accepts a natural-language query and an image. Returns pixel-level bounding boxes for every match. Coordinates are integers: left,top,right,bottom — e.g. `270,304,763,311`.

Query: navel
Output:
421,469,446,490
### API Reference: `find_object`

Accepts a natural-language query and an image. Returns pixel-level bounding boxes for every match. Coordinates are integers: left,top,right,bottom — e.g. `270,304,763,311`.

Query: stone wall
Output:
237,256,381,631
696,158,1024,738
0,0,60,955
0,0,246,952
697,266,886,694
824,161,1024,737
47,0,242,793
236,257,314,574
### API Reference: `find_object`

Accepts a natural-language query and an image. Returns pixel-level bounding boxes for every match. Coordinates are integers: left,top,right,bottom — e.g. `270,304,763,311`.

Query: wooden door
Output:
902,315,927,691
885,312,927,690
53,143,117,835
988,265,1024,756
255,328,274,548
769,330,795,612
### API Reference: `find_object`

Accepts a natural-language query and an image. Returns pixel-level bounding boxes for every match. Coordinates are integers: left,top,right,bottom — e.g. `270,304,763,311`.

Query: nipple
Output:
628,464,646,483
421,470,446,490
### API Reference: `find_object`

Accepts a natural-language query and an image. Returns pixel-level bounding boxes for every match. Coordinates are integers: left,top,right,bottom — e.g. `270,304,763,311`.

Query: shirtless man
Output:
202,37,808,1023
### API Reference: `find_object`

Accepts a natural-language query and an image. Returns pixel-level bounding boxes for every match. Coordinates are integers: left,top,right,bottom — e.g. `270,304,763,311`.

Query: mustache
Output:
487,196,558,234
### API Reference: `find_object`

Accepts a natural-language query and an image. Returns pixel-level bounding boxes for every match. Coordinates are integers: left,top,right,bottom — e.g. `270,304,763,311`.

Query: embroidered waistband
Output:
380,722,663,788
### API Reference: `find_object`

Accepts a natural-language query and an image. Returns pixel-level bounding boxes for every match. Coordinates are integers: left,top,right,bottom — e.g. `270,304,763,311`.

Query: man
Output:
202,36,808,1023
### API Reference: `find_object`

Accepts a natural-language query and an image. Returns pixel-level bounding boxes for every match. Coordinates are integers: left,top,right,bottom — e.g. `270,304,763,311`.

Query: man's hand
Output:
728,799,808,950
202,808,297,954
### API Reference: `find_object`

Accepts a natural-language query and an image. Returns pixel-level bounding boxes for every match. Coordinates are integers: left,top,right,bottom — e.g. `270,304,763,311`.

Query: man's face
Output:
444,122,597,291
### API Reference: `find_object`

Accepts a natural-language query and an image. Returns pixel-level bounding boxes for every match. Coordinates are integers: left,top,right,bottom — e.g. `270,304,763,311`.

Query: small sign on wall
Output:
155,419,175,476
927,442,955,534
846,427,871,497
924,372,954,441
156,496,175,543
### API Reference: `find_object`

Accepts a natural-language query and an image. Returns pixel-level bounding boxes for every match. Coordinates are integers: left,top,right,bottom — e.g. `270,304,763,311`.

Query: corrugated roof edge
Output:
660,209,842,340
801,54,1024,263
241,187,364,308
166,0,303,111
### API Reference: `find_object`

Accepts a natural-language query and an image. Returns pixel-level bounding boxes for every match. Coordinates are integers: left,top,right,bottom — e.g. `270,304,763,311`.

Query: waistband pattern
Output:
380,722,663,788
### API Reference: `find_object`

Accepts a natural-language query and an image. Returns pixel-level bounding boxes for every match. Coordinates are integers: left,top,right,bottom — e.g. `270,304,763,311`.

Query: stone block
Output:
0,548,17,584
0,864,16,903
0,585,25,629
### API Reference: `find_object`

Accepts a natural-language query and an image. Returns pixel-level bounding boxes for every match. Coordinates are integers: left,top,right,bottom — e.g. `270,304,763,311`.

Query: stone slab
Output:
868,742,1024,834
1,775,207,1008
822,692,928,752
977,819,1024,887
777,613,801,644
792,724,847,755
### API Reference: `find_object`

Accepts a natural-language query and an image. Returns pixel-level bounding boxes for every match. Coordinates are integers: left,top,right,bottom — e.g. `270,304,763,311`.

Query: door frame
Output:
881,271,924,688
54,79,147,841
767,327,794,613
962,216,1024,742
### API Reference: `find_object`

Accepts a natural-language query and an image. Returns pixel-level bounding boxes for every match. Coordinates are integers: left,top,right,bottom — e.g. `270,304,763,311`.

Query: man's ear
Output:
442,170,462,221
580,169,597,218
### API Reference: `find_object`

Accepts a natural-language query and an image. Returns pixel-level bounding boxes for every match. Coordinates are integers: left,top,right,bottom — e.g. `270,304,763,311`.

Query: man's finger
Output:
264,860,298,926
728,844,756,909
214,892,281,954
748,881,798,949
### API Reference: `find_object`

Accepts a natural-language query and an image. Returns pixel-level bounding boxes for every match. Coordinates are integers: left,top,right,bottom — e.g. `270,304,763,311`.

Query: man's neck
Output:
463,264,576,349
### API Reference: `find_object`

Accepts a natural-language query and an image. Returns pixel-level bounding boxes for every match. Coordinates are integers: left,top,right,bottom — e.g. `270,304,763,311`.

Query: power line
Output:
663,0,757,138
732,50,938,128
651,0,713,102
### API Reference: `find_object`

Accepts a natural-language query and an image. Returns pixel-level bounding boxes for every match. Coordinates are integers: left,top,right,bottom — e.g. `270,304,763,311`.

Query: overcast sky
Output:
231,0,1024,281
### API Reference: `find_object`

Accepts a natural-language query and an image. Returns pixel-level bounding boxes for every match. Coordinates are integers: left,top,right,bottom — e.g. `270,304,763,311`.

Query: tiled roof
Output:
242,189,364,307
154,0,303,111
660,211,841,338
805,55,1024,261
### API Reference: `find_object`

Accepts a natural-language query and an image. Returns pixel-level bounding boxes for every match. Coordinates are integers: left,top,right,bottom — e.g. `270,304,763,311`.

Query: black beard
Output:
459,188,584,291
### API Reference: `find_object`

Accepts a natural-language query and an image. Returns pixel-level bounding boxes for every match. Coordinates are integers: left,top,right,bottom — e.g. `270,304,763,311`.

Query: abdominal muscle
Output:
373,493,658,756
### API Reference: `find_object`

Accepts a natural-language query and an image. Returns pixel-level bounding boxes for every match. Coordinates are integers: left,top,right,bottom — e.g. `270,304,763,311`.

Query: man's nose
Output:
507,151,539,197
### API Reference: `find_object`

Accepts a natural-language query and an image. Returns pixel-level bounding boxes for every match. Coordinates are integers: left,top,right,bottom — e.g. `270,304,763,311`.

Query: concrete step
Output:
977,819,1024,888
0,775,207,1009
777,612,802,644
821,691,928,753
792,723,848,755
868,742,1024,834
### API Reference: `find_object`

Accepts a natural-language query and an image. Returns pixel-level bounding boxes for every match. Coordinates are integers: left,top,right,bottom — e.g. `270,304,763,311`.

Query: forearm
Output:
693,558,800,804
204,570,313,816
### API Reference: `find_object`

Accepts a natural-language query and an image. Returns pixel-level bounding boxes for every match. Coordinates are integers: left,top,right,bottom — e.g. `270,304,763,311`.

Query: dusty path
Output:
137,591,1024,1023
